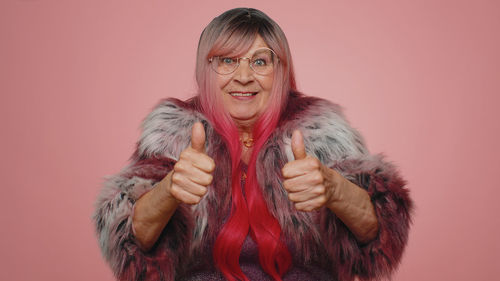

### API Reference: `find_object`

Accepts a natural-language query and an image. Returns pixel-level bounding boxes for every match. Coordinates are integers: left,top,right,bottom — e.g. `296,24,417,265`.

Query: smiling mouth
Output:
229,92,258,97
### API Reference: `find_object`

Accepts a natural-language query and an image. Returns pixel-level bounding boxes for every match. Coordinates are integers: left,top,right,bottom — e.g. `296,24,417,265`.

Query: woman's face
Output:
216,35,274,129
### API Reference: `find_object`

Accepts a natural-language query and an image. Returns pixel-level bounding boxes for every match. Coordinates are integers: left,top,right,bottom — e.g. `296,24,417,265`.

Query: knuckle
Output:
282,168,291,178
169,186,180,199
179,149,190,160
180,194,193,205
174,161,186,172
191,196,201,205
283,180,294,191
208,159,216,172
313,171,323,184
308,158,320,169
315,186,325,195
282,180,290,190
318,196,327,205
171,172,182,184
205,174,213,184
200,187,208,196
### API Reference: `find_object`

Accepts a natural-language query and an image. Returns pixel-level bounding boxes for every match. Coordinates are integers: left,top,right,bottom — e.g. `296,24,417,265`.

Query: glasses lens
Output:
209,49,278,75
251,49,276,75
212,57,238,74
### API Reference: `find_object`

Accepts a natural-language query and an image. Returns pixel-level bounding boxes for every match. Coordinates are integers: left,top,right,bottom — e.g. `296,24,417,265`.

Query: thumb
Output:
191,122,206,153
291,130,307,160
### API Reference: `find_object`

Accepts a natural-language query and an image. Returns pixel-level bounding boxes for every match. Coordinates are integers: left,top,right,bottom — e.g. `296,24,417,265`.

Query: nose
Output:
233,58,254,84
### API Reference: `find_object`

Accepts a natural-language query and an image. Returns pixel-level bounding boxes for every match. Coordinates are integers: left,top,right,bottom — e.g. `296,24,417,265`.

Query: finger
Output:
191,122,206,153
283,170,324,192
169,184,204,205
180,149,215,173
294,195,328,212
283,175,309,193
282,156,321,178
291,130,307,160
174,160,214,186
287,184,325,203
171,172,209,197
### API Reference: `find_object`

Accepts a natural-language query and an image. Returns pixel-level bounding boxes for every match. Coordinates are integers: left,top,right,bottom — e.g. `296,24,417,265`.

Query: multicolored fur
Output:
93,92,413,281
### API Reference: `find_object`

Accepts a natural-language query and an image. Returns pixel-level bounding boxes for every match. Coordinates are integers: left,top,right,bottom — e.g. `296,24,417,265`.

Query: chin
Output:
230,112,259,124
231,114,258,121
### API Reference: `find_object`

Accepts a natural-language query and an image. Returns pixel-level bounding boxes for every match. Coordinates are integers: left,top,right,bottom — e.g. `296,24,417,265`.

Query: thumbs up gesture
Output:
281,130,343,211
167,122,215,204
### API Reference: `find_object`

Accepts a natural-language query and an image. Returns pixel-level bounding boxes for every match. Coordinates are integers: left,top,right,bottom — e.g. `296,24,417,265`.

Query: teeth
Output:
230,93,255,97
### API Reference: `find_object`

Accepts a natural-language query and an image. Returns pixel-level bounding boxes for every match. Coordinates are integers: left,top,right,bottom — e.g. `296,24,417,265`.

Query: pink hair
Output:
195,8,297,281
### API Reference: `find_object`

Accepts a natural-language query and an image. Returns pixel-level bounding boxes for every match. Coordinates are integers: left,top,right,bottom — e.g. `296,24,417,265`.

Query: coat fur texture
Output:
93,92,413,281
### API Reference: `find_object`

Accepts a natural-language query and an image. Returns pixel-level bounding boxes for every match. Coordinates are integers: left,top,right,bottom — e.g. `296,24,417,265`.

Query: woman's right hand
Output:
133,122,214,251
164,122,215,204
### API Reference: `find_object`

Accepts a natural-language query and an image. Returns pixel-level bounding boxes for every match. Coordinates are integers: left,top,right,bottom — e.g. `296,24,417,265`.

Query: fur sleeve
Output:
285,95,413,280
321,155,413,281
93,99,198,281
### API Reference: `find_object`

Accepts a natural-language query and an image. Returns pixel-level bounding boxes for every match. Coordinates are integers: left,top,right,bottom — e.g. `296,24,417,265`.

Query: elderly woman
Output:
94,7,413,281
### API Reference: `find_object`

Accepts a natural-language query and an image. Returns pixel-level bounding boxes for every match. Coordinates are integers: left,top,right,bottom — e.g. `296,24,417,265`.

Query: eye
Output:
253,58,267,66
220,57,236,65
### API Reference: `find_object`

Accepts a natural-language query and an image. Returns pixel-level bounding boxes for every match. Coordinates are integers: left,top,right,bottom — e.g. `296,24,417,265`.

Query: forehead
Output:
220,34,270,57
246,35,269,53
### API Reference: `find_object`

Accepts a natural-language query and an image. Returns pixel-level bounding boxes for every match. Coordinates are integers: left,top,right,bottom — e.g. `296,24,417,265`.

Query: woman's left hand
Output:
282,130,379,242
281,130,346,212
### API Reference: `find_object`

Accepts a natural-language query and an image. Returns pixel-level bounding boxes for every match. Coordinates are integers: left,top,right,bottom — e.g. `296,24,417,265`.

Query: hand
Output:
281,130,344,211
166,122,215,204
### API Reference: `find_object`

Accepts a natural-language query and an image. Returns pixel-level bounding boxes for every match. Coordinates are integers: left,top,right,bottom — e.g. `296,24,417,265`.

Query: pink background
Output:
1,0,499,280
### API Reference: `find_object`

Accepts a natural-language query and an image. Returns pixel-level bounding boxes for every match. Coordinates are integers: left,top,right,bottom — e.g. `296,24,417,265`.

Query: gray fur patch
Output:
138,101,205,160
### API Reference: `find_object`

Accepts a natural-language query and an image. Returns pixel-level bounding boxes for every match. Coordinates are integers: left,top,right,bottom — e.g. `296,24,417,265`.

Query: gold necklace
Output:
239,137,254,148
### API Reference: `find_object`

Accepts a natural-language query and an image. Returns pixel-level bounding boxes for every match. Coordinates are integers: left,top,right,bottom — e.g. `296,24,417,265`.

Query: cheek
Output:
260,76,274,105
216,76,231,92
256,75,274,94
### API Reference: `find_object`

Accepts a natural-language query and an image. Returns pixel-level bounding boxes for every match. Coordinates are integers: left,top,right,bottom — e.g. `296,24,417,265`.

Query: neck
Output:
234,120,254,138
239,130,252,141
235,123,254,165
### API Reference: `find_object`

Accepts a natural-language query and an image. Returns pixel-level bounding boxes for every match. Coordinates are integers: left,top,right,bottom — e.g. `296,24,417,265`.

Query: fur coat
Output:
93,92,413,281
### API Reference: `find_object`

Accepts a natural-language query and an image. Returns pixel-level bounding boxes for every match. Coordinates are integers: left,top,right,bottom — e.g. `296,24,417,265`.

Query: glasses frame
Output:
208,47,279,75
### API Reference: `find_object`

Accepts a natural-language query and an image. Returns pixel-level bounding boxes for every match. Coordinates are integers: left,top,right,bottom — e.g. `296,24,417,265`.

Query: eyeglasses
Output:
208,47,278,75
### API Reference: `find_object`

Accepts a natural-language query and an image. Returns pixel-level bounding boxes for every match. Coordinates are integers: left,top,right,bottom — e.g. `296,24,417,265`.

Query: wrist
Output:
325,168,349,210
153,171,179,212
158,171,177,200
